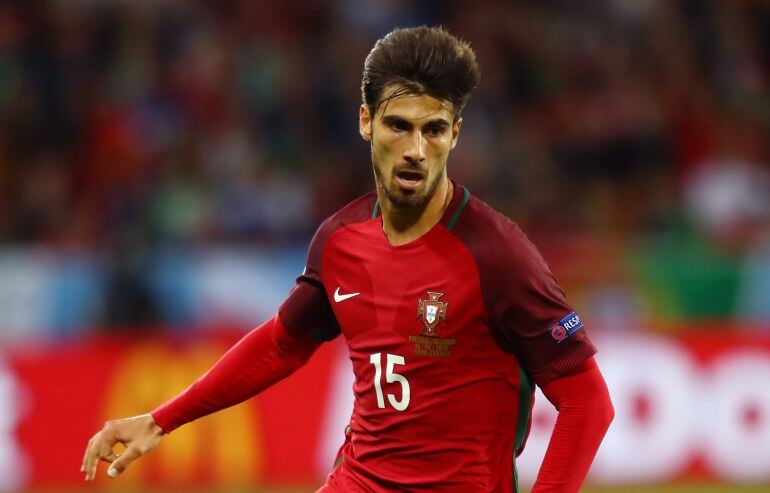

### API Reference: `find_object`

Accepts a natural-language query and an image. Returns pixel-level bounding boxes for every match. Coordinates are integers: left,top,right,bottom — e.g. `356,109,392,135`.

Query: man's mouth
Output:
395,170,425,192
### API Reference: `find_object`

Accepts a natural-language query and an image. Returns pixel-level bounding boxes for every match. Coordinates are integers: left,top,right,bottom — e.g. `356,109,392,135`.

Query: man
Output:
82,26,613,492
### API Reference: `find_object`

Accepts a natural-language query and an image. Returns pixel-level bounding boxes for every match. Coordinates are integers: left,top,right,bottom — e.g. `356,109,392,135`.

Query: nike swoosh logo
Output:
334,287,360,303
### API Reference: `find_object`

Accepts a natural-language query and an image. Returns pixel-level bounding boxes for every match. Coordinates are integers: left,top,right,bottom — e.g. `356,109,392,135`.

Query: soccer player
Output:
82,26,613,492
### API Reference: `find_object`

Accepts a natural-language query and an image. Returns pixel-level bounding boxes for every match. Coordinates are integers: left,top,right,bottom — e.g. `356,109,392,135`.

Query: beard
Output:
372,158,445,209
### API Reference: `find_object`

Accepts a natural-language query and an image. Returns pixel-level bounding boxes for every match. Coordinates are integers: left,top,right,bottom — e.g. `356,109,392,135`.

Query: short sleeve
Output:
490,231,596,386
278,219,342,342
483,223,596,386
449,196,596,387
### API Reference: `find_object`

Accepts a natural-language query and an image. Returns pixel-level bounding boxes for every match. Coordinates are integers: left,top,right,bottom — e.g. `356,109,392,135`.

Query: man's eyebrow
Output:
424,118,451,128
381,115,411,126
380,115,451,128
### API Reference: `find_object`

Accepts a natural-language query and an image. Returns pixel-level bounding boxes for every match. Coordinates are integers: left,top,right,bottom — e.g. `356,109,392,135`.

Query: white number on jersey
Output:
369,353,410,411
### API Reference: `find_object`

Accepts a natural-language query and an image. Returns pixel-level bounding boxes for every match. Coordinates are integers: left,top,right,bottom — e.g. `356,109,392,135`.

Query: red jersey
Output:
282,181,596,492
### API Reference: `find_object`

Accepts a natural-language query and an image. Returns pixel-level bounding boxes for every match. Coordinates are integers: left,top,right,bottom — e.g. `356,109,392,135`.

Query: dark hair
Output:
361,26,480,118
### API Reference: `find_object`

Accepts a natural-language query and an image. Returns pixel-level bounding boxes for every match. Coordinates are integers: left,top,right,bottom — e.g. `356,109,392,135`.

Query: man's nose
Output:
403,131,426,163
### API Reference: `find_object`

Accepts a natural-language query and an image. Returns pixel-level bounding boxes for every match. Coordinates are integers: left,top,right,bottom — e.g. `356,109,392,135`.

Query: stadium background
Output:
0,0,768,492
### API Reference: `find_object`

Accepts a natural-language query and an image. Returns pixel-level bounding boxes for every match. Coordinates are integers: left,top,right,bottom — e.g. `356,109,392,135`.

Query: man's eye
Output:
426,126,444,136
391,122,408,132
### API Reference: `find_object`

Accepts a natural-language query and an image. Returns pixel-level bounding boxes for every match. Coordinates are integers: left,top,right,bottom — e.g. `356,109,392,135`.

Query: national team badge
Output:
416,291,448,337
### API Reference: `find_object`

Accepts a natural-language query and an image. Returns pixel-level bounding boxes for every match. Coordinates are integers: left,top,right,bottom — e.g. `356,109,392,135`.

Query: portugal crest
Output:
416,291,448,337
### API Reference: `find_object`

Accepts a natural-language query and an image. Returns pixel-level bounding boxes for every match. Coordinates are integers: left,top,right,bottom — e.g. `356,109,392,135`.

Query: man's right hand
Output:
81,413,165,481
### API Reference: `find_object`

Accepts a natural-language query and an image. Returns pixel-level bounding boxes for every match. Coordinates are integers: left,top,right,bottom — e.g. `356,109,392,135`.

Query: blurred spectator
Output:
0,0,767,332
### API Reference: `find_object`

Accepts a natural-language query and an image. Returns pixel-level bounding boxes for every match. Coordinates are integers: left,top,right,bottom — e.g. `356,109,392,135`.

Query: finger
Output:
85,443,101,482
81,437,94,473
86,432,116,482
84,435,102,481
107,446,142,478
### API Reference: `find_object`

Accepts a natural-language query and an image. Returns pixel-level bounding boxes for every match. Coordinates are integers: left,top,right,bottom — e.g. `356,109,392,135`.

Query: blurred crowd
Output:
0,0,768,330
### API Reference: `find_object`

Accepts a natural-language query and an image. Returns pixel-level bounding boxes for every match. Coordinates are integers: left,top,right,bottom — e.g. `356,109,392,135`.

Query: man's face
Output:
359,87,463,208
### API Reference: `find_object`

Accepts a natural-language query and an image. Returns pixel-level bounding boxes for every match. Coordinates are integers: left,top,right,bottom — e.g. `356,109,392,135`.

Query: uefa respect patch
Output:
550,311,584,343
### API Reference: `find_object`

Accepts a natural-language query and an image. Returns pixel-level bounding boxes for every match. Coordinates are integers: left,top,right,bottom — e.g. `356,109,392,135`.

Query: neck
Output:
378,176,452,246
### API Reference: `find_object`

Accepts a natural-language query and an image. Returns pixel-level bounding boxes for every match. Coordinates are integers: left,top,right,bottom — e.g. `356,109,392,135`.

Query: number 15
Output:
369,353,410,411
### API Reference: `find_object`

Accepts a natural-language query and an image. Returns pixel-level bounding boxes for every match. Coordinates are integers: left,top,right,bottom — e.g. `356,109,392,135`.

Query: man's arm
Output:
530,357,614,493
81,314,322,481
448,196,612,489
81,198,370,482
80,264,342,480
151,314,321,432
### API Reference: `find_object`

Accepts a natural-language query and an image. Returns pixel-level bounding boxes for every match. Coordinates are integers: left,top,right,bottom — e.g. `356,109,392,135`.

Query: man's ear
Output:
450,117,463,149
359,104,373,142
